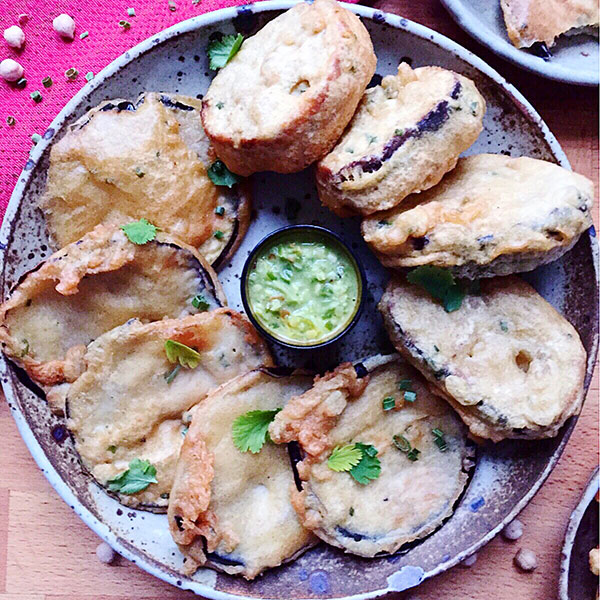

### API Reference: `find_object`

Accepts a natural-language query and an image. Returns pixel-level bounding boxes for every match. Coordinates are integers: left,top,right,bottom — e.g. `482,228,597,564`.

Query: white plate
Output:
442,0,599,86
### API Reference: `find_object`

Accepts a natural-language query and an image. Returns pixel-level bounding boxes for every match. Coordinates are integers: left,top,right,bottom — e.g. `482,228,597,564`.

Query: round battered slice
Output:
168,368,315,579
40,92,251,267
500,0,598,49
268,357,472,556
201,0,376,176
66,309,272,510
362,154,594,277
378,276,587,441
0,224,225,413
316,64,485,216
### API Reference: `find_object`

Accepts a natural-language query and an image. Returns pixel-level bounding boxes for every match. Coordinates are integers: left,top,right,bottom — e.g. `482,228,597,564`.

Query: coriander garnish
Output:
207,159,239,187
65,68,78,80
134,166,145,177
432,428,448,452
119,20,131,29
403,391,417,403
213,230,224,239
382,396,395,411
216,101,224,109
207,33,243,70
191,294,210,311
6,116,16,127
120,218,158,244
20,338,29,357
214,205,225,216
398,379,412,391
42,76,53,88
327,444,363,472
231,408,281,453
107,458,157,494
164,339,201,369
164,364,181,384
31,133,42,144
80,31,89,39
85,71,94,82
393,435,420,461
168,0,177,11
406,265,466,313
107,445,117,453
127,7,136,16
16,77,27,88
30,90,42,103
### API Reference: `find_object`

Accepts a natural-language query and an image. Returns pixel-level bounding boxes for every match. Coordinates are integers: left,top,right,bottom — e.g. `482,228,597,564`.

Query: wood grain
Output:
0,1,598,598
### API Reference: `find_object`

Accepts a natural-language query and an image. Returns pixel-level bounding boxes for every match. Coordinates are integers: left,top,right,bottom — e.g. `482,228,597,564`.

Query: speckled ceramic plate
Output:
559,469,600,600
1,2,598,599
441,0,599,86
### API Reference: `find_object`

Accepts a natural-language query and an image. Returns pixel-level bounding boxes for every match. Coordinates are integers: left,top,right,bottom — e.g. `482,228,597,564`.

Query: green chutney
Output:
246,234,361,345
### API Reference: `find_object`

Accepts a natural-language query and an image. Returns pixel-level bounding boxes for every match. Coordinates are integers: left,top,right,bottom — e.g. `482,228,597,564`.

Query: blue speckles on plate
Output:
387,565,425,592
308,571,330,595
470,496,485,512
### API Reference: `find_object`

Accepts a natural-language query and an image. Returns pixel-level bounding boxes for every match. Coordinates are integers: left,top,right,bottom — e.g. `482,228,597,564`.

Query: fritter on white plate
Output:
66,309,272,510
41,92,250,267
0,224,225,413
500,0,598,49
378,276,587,442
316,64,485,216
361,154,594,278
269,357,472,556
201,0,376,175
168,368,315,579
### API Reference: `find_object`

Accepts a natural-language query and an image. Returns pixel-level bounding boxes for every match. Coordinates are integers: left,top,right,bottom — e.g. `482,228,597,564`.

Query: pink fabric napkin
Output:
1,0,357,225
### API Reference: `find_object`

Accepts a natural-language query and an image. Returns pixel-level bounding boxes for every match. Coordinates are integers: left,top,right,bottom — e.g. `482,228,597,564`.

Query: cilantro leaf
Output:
406,266,466,313
191,294,210,311
382,396,396,411
232,409,281,453
207,33,243,70
164,340,201,369
120,218,158,245
107,458,157,494
327,444,363,472
207,160,240,188
432,428,448,452
349,443,381,485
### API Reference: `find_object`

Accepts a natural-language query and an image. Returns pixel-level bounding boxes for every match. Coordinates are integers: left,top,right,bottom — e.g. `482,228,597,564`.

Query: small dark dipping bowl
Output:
241,225,366,349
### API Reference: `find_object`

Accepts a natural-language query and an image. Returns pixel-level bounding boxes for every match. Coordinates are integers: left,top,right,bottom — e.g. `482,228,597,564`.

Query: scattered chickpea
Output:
4,25,25,49
0,58,24,82
52,14,76,40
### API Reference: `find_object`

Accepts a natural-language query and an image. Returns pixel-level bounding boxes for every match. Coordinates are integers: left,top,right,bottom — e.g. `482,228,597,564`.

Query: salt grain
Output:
514,548,537,572
502,519,523,541
96,542,117,564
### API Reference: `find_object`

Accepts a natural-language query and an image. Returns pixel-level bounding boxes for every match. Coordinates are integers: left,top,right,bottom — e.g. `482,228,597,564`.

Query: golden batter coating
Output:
317,64,485,216
379,276,587,442
0,224,225,413
66,310,272,510
501,0,599,49
168,368,315,579
41,93,251,266
269,356,472,556
362,154,594,278
201,0,376,176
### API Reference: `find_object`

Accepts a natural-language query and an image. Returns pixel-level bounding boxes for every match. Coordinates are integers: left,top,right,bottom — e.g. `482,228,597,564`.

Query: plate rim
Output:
0,1,597,599
441,0,600,86
559,467,600,600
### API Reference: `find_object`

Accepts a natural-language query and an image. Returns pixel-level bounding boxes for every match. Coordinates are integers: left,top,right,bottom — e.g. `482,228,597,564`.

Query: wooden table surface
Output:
0,1,598,599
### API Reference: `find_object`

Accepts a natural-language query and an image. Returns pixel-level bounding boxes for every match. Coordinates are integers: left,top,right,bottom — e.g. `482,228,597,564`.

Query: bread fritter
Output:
362,154,594,278
500,0,599,48
168,368,315,579
316,64,485,216
0,224,225,413
66,310,272,510
269,357,472,556
41,93,250,266
379,276,587,441
201,0,376,175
